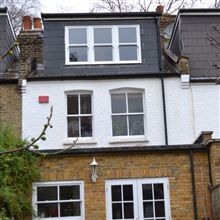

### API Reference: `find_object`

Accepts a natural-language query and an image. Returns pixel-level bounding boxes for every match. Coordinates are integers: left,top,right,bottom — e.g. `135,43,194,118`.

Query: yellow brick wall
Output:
0,83,21,135
36,150,211,220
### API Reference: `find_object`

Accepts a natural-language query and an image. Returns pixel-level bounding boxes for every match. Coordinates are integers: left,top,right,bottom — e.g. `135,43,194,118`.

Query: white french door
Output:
105,178,171,220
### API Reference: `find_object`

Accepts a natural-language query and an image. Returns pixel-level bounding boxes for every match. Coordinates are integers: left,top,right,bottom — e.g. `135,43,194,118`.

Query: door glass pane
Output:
68,117,79,137
60,202,81,217
129,115,144,135
94,28,112,43
81,116,92,137
95,46,113,61
69,47,87,62
38,203,58,218
112,185,122,201
67,95,78,114
123,185,133,201
143,202,154,218
154,184,164,199
112,203,122,219
69,28,87,44
80,94,91,114
60,185,80,200
155,201,165,217
119,27,137,43
111,93,126,113
142,184,153,200
37,186,57,201
119,46,137,61
112,115,127,136
128,93,143,113
124,203,134,219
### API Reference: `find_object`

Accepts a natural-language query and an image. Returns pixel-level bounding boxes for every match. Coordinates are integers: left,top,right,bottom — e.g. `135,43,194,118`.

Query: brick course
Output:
35,150,212,220
0,83,21,135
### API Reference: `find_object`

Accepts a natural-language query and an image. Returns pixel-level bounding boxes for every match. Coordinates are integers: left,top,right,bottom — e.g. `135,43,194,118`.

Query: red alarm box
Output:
39,96,49,103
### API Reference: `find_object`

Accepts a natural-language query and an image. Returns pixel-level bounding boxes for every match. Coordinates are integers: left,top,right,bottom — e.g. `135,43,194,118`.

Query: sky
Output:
40,0,97,13
40,0,214,14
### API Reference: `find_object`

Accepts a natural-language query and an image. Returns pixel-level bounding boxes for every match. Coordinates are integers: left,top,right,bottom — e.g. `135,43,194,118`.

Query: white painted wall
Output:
22,78,220,150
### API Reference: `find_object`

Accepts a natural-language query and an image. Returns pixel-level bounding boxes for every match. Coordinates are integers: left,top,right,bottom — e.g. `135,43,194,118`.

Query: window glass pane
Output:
69,28,87,44
69,47,87,62
95,46,112,61
60,185,80,200
155,201,165,217
112,203,122,219
112,185,121,201
119,27,137,43
94,28,112,43
67,95,78,115
60,202,81,217
111,93,126,113
154,184,164,200
143,202,154,218
142,184,153,200
68,117,79,137
124,203,134,219
123,185,133,201
80,94,91,114
129,115,144,135
81,116,92,137
38,203,58,218
119,45,137,61
37,186,57,201
128,93,143,113
112,115,127,136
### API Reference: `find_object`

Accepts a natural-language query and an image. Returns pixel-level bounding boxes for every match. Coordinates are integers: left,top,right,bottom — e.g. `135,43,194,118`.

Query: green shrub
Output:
0,124,40,220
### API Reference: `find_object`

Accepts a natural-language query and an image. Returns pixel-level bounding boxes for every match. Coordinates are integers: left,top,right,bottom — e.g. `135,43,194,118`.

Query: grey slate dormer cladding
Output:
41,12,163,78
168,8,220,79
0,7,19,74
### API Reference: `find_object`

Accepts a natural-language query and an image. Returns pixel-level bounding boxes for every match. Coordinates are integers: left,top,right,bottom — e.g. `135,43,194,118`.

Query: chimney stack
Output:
156,5,164,14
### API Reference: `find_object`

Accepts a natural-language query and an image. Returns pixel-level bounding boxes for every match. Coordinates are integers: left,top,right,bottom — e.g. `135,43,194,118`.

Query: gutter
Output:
34,144,206,156
155,15,168,146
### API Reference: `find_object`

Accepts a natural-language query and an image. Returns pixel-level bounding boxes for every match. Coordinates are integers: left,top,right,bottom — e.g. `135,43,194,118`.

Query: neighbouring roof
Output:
168,8,220,80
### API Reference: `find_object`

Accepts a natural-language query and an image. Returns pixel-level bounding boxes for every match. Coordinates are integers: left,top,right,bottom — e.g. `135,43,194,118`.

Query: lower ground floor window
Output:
105,178,171,220
32,181,84,220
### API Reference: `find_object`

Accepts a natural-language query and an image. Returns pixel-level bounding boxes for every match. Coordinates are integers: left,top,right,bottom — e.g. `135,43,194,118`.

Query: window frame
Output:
105,178,171,220
66,91,93,138
32,181,84,220
65,25,142,65
110,88,146,138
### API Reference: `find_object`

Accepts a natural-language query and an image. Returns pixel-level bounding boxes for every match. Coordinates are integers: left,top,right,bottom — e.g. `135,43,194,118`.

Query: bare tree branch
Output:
0,106,53,155
29,137,78,156
0,41,19,61
0,0,41,33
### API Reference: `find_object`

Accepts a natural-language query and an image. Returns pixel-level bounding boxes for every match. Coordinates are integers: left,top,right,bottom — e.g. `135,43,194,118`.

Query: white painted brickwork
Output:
22,78,220,150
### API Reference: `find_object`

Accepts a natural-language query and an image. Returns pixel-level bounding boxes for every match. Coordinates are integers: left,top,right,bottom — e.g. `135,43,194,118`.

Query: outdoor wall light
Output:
90,157,98,183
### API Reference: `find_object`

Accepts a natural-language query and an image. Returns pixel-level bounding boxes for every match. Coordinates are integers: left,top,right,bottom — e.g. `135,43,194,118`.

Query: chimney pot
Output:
156,5,164,14
33,17,42,29
23,15,32,30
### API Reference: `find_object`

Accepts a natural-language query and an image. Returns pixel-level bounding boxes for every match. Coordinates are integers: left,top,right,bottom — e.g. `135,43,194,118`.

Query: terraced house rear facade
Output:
2,7,220,220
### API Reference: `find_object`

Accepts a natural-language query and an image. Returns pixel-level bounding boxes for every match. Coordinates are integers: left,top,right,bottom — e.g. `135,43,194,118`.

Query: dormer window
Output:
65,25,141,65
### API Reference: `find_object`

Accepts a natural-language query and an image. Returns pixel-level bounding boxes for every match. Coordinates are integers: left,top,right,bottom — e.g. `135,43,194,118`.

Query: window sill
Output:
65,60,142,66
63,137,97,146
109,135,148,144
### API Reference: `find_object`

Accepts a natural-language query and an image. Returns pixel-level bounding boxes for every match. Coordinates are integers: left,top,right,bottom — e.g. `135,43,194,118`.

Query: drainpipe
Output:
155,16,168,146
189,150,198,220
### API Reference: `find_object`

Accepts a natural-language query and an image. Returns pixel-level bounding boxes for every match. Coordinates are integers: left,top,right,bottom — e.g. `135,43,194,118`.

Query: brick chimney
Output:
17,16,43,77
156,5,164,14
